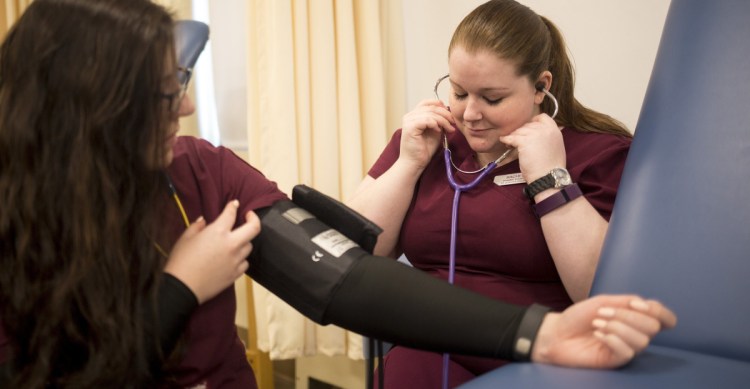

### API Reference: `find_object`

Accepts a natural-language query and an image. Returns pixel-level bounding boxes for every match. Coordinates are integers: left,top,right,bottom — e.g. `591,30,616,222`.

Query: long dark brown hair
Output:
449,0,632,137
0,0,176,387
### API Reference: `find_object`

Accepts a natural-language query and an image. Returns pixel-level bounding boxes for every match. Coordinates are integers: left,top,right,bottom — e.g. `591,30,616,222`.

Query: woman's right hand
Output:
164,200,261,304
398,99,456,172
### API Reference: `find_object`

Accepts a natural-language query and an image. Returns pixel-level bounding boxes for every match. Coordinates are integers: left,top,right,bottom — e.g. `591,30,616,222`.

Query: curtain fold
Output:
246,0,405,360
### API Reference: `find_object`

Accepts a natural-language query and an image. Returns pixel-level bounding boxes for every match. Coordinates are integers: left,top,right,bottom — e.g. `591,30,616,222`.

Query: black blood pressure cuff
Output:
248,185,381,323
247,185,549,360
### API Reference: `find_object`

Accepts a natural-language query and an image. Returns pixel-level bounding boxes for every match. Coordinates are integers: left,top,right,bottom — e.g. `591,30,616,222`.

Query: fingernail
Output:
592,318,607,329
194,216,204,223
593,330,605,339
231,199,239,207
598,307,616,318
629,299,649,311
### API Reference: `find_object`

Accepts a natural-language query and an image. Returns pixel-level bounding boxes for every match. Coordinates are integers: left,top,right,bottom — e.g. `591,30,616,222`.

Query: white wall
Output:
205,0,671,146
205,0,248,150
402,0,672,132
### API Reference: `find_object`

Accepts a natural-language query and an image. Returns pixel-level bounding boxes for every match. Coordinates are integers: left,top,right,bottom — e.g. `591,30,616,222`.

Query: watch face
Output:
551,168,572,187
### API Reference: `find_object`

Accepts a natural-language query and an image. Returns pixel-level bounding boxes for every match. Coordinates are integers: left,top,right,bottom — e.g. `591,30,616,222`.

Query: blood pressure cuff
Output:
248,186,539,359
248,185,382,322
247,198,372,323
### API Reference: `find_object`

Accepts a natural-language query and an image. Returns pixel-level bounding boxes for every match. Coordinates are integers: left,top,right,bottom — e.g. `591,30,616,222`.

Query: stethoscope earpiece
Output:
534,82,559,119
434,74,450,104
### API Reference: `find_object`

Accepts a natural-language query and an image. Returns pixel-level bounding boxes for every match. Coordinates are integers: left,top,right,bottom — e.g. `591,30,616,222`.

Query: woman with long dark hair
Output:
0,0,265,386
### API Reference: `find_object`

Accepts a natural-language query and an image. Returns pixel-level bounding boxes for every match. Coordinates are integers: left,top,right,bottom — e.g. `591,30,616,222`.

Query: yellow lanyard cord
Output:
172,191,190,228
166,173,191,229
154,175,191,258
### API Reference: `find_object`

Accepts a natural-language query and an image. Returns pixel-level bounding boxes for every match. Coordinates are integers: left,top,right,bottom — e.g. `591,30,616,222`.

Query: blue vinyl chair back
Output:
174,20,209,79
591,0,750,362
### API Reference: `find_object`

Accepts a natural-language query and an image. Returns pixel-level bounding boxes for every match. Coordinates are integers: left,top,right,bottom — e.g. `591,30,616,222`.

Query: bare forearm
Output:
347,159,423,257
539,196,608,302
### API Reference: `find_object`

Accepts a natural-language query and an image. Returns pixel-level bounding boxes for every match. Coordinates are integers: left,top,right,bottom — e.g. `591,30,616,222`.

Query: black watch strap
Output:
512,303,551,361
524,168,571,200
523,175,555,199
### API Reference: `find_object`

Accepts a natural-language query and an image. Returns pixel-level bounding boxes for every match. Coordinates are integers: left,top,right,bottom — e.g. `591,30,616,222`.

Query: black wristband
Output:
512,303,551,361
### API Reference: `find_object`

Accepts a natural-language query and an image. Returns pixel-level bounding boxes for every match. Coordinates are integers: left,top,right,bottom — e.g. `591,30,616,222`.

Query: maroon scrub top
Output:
164,136,287,388
369,128,630,311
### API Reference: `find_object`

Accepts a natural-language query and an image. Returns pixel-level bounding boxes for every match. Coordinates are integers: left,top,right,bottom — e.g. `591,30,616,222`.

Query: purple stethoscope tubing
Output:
441,151,497,388
435,74,558,389
443,152,497,284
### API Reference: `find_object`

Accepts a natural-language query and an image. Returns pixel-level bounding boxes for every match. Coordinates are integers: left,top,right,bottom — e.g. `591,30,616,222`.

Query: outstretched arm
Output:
248,198,677,365
322,252,676,366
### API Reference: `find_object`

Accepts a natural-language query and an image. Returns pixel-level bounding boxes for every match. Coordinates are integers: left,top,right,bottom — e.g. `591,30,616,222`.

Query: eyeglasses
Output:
160,67,193,113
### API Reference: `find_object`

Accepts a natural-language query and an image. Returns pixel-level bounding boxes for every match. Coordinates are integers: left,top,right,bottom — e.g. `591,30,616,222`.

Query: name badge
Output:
493,173,525,186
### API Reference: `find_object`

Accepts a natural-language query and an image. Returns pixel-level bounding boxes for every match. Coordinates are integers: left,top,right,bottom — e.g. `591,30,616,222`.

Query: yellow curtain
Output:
1,0,32,39
0,0,193,52
246,0,405,360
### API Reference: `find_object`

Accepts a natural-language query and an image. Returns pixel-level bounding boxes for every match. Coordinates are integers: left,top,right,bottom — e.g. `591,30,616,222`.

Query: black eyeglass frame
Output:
159,66,193,113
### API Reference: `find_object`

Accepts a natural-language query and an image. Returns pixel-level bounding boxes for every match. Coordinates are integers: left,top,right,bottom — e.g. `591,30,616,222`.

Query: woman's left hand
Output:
498,113,565,183
532,294,678,368
165,200,260,304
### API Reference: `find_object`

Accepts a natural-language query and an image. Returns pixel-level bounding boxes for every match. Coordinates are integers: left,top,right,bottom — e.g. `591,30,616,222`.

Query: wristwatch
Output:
523,167,572,200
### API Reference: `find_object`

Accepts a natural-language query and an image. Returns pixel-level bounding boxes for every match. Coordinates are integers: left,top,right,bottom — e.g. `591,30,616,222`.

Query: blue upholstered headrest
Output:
174,20,209,84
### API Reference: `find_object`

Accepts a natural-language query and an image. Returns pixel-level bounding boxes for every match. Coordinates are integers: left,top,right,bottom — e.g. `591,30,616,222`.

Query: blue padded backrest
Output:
174,20,209,82
591,0,750,362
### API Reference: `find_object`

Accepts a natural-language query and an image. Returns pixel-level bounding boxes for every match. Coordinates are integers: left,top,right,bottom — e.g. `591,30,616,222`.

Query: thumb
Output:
211,199,241,231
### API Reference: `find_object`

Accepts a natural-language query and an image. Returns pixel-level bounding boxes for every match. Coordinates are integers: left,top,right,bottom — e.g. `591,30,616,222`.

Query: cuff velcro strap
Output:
512,303,551,361
292,185,382,254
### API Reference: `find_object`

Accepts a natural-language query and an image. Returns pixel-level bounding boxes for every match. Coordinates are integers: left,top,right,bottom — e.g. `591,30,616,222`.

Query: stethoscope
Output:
433,74,559,389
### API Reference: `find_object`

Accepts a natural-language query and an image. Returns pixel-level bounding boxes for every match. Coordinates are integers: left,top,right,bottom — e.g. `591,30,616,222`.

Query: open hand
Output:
532,294,677,368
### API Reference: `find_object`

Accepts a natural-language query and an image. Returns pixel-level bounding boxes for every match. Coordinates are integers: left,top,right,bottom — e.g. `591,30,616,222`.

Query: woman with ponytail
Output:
348,0,634,387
